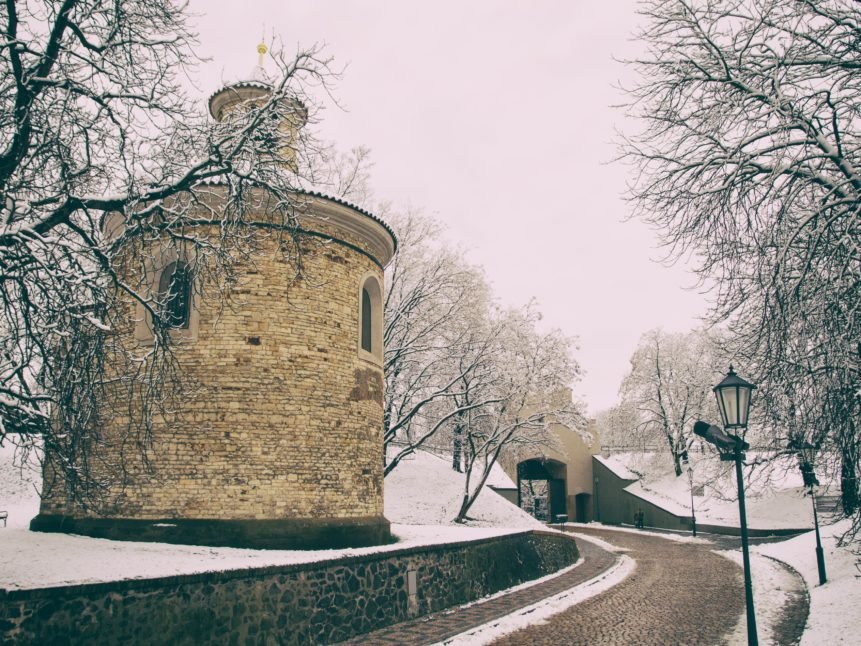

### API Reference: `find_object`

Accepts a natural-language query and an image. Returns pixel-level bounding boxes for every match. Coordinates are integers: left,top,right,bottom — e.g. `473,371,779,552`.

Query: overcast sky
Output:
188,1,708,415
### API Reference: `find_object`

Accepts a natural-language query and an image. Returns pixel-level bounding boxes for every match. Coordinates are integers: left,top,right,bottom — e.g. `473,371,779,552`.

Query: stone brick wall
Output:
0,530,579,645
34,190,397,548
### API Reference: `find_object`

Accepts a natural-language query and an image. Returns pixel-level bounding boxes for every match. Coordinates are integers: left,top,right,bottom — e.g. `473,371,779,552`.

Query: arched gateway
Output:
517,458,569,521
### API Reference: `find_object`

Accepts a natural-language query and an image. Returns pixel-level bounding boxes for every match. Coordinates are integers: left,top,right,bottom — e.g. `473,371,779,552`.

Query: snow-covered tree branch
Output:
615,328,721,476
622,0,861,524
0,0,337,506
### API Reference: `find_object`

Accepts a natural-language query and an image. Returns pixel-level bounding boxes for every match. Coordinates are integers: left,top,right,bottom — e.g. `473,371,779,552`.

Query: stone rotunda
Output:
30,51,396,549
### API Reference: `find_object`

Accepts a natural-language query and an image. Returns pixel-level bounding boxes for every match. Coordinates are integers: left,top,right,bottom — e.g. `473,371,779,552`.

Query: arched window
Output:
358,275,383,362
361,287,373,352
157,261,192,329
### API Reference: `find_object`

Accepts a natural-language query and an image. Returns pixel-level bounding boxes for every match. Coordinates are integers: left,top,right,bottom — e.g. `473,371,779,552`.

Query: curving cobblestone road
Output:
493,527,756,646
345,527,808,646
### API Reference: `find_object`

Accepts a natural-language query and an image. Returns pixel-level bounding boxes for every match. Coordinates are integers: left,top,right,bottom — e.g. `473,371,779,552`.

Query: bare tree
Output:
453,307,584,523
380,212,587,505
616,329,719,476
382,211,496,474
594,403,656,453
622,0,861,520
312,144,375,209
0,0,337,506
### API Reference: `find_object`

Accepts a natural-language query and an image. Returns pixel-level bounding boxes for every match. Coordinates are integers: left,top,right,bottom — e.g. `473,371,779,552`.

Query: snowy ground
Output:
720,548,802,645
719,520,861,646
0,444,541,590
600,450,817,529
600,450,861,645
754,519,861,646
383,449,542,529
2,443,859,645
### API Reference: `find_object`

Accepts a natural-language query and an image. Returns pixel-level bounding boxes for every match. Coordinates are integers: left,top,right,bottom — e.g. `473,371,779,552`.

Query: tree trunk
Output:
666,435,683,477
452,421,463,472
455,493,471,523
840,444,859,515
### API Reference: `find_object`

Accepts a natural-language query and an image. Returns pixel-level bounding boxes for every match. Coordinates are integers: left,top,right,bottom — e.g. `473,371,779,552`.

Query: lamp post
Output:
713,366,758,646
797,444,827,585
687,465,697,537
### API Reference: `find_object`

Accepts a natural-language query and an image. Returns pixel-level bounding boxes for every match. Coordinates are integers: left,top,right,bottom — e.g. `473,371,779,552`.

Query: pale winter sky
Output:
188,1,708,414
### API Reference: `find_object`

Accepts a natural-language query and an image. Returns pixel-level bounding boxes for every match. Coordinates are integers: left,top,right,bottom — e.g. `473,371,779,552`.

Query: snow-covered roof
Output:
624,480,691,516
593,454,640,481
300,190,398,250
188,182,397,253
485,462,517,489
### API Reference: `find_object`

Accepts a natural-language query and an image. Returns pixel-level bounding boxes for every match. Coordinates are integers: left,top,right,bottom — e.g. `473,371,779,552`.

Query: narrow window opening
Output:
361,287,372,352
358,274,382,362
157,260,191,329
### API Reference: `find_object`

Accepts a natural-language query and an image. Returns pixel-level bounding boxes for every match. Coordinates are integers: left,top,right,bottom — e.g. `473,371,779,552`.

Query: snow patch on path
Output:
718,549,801,646
442,555,636,645
754,520,861,646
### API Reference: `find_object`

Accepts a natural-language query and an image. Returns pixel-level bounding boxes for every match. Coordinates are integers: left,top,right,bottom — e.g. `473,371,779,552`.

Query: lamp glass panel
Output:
737,387,751,426
715,390,729,428
723,387,739,426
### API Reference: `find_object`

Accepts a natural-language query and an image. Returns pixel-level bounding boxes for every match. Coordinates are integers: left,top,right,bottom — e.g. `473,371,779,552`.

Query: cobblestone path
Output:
493,527,745,646
339,538,617,645
342,528,809,646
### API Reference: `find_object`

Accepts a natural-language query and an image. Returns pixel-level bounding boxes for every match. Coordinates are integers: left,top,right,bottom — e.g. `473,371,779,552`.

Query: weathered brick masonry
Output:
30,80,397,549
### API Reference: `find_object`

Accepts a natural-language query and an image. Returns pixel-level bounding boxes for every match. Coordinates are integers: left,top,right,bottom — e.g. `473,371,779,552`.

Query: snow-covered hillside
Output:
602,450,818,529
385,450,541,528
0,442,40,529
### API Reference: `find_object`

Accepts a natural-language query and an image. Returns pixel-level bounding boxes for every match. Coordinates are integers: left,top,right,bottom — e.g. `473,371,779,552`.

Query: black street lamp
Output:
713,365,756,431
797,443,827,585
713,365,758,646
687,465,697,537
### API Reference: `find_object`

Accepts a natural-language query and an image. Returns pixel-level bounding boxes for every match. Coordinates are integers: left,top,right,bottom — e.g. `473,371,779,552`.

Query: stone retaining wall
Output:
0,530,578,645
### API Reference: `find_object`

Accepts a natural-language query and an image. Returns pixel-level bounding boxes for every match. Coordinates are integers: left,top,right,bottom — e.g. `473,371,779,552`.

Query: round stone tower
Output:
30,62,396,549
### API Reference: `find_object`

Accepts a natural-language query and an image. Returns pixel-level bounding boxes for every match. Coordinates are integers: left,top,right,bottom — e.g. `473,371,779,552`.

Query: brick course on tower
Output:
30,75,396,550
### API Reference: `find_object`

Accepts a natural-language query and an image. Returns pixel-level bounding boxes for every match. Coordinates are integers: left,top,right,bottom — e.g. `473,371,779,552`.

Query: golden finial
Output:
257,41,268,67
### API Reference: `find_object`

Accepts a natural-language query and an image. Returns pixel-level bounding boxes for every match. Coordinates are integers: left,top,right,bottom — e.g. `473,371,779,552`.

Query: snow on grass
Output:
604,451,815,530
0,445,541,590
753,519,861,646
385,449,543,529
